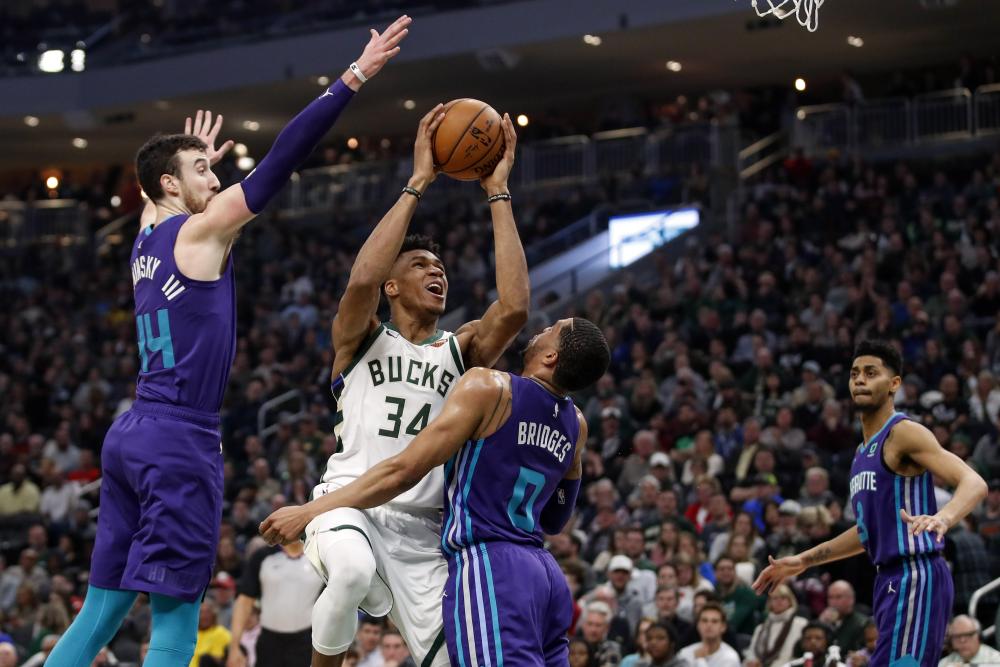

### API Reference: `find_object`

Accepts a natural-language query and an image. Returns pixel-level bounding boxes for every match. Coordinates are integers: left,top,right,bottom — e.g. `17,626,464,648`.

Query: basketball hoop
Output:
748,0,824,32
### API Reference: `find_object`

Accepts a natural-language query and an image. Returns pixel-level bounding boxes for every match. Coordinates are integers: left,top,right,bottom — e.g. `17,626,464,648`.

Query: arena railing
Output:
0,199,91,248
793,86,1000,156
280,121,724,217
969,576,1000,642
257,389,306,440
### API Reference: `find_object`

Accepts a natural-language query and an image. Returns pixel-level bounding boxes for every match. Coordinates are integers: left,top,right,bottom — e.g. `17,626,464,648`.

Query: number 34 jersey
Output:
324,322,466,509
130,214,237,413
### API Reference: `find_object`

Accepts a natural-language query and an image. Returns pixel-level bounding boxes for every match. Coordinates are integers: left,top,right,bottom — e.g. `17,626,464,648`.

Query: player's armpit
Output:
182,182,255,244
455,300,528,369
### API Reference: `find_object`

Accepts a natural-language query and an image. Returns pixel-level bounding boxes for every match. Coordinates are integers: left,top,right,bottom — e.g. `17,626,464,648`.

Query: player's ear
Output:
889,374,902,395
543,348,559,368
383,278,399,298
160,173,180,197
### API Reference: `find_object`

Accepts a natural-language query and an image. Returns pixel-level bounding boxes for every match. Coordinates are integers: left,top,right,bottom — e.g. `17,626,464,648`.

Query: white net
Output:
748,0,825,32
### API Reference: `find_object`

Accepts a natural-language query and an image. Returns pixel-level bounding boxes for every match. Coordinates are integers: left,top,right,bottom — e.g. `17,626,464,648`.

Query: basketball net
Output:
749,0,824,32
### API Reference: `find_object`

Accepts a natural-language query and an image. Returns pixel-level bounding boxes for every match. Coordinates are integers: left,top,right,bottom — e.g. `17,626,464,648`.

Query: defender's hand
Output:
751,554,806,595
352,15,411,85
481,113,517,194
411,104,446,189
259,505,312,546
184,110,234,166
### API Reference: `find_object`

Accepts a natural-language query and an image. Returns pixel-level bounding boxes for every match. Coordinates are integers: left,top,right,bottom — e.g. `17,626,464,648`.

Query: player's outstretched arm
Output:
894,420,987,542
259,368,509,545
184,15,411,245
751,525,865,596
226,593,255,667
331,105,446,374
539,407,588,535
456,115,529,368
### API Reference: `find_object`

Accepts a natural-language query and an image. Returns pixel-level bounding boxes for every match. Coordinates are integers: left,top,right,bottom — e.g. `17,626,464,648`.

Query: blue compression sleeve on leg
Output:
240,79,355,213
46,586,137,667
539,477,581,535
144,593,201,666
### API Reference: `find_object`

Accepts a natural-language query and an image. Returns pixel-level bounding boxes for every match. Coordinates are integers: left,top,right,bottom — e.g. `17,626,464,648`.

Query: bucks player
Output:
262,318,610,665
753,340,987,667
47,18,409,667
261,107,526,666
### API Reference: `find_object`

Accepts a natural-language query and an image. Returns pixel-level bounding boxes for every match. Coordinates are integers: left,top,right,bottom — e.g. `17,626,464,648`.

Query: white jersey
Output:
322,322,466,509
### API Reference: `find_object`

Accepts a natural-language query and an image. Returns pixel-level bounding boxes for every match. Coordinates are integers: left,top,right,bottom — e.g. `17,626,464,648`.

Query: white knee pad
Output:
311,528,378,656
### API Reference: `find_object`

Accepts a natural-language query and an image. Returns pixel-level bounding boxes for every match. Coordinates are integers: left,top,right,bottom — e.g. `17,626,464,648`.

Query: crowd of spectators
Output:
3,127,1000,666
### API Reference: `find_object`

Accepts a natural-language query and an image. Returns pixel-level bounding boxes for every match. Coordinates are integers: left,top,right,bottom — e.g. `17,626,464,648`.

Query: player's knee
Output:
320,533,376,600
312,586,357,655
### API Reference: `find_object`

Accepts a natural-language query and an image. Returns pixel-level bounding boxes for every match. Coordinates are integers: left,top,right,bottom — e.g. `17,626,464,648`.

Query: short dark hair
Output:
553,318,610,392
135,134,207,201
853,339,902,376
803,620,833,642
397,234,442,261
696,601,727,625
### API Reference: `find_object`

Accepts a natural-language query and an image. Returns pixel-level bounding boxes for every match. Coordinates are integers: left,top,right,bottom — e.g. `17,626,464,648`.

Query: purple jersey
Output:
129,215,236,413
848,412,942,566
441,374,580,553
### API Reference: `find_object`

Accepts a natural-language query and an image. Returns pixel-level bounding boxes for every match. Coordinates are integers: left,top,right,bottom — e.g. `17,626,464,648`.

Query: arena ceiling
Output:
1,0,998,169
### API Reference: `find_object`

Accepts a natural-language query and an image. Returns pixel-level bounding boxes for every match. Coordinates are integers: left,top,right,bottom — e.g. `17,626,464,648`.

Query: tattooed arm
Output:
751,526,865,595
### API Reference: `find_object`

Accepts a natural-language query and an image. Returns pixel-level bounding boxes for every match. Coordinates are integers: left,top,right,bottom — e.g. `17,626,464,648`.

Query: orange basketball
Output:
432,99,505,181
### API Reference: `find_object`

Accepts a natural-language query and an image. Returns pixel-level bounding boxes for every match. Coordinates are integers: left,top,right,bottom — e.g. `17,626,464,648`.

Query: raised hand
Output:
184,110,235,166
481,113,517,193
412,103,446,187
751,554,806,595
900,508,950,543
353,14,411,82
259,505,313,546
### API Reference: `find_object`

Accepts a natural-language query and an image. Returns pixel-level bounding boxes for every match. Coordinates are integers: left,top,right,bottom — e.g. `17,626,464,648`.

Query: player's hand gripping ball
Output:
432,99,506,181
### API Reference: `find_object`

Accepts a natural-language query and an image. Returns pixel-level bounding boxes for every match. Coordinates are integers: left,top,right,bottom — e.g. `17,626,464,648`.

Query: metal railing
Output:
0,199,91,247
281,122,725,215
794,86,1000,156
257,389,305,441
969,575,1000,641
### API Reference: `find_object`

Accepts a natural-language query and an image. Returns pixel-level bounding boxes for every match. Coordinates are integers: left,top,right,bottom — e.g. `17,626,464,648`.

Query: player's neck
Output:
155,200,190,223
524,370,565,397
389,310,438,344
858,401,896,442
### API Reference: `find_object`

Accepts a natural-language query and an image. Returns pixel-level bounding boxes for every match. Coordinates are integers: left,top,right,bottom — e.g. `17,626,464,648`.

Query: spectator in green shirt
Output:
713,556,763,635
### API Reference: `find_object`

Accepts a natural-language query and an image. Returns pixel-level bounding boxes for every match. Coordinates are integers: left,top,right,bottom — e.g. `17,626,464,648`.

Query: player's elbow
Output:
969,473,988,502
386,457,423,493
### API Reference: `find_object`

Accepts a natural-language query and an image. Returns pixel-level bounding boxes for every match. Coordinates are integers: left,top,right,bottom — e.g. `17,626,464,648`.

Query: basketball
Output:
432,99,506,181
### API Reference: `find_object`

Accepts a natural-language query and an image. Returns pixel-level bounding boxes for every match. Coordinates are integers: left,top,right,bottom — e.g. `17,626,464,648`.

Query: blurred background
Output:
1,0,1000,665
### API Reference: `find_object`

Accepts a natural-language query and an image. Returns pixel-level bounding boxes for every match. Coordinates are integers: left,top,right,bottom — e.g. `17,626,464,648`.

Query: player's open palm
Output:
259,505,311,546
354,15,411,80
751,554,806,595
184,110,234,166
481,113,517,191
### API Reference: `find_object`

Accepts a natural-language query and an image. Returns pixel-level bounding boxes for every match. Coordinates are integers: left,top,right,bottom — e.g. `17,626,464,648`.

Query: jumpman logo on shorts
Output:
888,581,897,594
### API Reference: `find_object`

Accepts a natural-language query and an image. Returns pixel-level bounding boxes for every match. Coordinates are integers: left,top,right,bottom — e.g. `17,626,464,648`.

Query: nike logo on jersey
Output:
888,581,897,594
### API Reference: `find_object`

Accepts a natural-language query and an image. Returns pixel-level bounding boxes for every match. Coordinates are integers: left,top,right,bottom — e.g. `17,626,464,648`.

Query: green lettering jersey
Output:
323,323,466,509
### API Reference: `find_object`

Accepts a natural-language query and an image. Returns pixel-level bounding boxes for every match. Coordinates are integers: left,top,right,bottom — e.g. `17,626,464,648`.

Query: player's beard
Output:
182,187,208,214
852,392,887,414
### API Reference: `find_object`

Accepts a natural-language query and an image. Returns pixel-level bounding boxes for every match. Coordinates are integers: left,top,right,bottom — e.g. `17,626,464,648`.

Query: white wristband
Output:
349,62,368,83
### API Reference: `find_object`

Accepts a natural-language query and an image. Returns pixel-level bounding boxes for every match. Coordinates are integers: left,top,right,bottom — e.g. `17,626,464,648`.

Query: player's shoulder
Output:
457,367,509,394
891,417,935,441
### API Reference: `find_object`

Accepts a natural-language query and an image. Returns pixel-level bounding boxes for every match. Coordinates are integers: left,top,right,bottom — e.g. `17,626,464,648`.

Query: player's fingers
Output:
383,27,408,50
382,15,411,37
769,555,777,565
184,117,192,135
427,109,447,134
418,104,441,128
194,109,204,135
383,46,401,61
209,113,224,141
900,508,913,523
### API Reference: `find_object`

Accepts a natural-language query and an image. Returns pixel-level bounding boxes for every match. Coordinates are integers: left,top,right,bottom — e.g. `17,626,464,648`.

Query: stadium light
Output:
72,138,88,149
233,143,248,157
70,48,85,72
24,116,39,127
347,137,359,150
236,156,256,171
403,99,416,110
46,176,59,189
666,61,683,72
795,78,807,91
110,196,122,207
847,35,864,47
583,34,602,46
316,75,330,86
38,50,64,73
242,120,260,131
516,114,529,127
